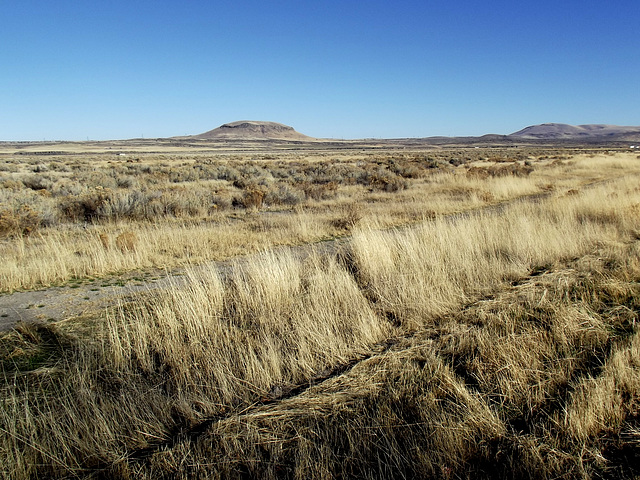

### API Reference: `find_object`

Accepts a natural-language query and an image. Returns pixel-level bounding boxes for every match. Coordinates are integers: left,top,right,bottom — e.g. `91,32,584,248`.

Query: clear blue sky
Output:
2,0,639,140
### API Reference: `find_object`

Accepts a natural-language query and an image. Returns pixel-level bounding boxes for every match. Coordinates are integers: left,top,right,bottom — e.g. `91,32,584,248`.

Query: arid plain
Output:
1,127,640,478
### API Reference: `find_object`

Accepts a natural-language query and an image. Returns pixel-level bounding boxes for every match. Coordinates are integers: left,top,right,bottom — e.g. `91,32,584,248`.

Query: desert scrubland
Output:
0,148,620,292
1,147,640,478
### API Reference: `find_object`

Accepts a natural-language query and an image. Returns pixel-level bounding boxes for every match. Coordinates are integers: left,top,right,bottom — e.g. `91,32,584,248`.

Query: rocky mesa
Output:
192,121,316,141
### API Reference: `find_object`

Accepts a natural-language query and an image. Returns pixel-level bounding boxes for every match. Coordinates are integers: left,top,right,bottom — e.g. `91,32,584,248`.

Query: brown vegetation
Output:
115,231,137,253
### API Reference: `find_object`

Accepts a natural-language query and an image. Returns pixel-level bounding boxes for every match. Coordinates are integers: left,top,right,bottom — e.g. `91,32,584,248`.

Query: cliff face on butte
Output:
192,121,316,141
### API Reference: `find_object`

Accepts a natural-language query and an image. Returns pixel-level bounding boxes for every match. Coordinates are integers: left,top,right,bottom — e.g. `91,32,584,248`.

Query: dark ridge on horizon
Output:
188,121,640,143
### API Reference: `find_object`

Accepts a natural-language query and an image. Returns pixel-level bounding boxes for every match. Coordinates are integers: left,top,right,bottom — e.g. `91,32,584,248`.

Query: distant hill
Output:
192,121,316,141
509,123,640,141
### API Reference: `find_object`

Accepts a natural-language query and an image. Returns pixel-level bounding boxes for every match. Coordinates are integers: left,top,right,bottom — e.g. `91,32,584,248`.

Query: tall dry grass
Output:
349,175,640,327
1,251,389,478
0,212,328,292
144,242,640,479
1,161,640,478
106,251,388,407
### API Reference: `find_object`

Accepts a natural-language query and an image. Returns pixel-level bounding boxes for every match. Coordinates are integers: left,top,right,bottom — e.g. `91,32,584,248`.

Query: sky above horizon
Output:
2,0,639,141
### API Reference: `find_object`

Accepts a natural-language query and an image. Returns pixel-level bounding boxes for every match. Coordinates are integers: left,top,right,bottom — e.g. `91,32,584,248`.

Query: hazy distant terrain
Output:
2,122,640,153
189,121,640,143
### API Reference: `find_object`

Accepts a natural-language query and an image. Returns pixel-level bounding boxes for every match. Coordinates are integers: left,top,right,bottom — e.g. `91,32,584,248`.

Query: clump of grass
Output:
115,231,137,252
105,251,389,407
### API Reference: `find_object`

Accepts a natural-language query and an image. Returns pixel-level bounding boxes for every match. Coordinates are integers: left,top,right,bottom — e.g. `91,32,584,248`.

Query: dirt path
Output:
0,238,344,331
0,273,176,330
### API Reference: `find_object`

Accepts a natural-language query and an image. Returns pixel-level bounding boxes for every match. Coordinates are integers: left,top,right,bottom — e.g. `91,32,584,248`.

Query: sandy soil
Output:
0,273,168,330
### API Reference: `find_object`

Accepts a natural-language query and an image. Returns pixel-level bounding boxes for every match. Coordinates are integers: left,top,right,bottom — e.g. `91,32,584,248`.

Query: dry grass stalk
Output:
115,231,137,252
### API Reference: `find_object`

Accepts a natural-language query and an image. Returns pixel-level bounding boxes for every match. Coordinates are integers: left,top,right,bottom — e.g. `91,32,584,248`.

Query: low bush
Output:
263,183,305,206
358,169,408,192
467,163,534,179
59,189,112,222
242,186,266,209
301,181,338,201
0,205,42,237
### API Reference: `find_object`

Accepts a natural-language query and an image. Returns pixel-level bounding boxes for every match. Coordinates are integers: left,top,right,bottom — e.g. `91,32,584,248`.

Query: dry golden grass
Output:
349,174,640,327
105,251,389,406
139,243,640,480
1,150,640,479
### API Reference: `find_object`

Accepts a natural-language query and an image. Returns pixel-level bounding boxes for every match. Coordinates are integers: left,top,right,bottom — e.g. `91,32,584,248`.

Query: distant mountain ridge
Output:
509,123,640,141
184,121,640,144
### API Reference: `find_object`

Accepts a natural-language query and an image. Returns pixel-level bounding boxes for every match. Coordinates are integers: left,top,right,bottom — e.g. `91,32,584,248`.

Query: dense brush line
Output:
2,152,628,292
